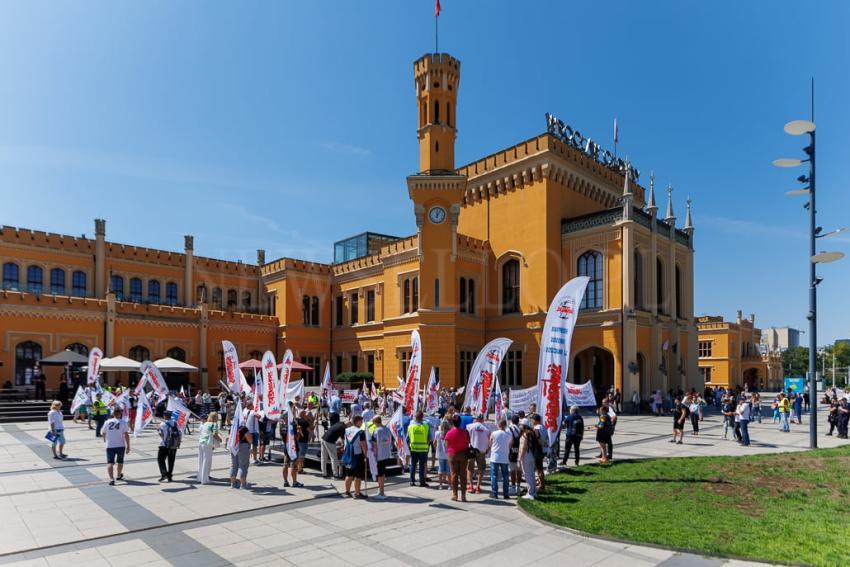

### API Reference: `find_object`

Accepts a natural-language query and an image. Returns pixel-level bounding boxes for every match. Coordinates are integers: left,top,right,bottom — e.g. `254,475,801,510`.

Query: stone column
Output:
256,249,266,314
184,235,194,307
95,219,106,298
105,291,116,356
621,221,638,397
649,220,660,393
199,303,208,392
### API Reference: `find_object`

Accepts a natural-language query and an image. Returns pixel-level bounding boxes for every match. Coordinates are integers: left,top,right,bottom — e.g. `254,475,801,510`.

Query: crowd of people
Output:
44,381,850,500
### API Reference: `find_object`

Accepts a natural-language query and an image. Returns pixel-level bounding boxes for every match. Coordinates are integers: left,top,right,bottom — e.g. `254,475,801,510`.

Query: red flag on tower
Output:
435,0,441,17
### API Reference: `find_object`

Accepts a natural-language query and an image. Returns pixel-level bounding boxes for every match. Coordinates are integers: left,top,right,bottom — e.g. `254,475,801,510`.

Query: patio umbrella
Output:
153,357,198,373
99,355,142,372
39,350,88,366
238,359,263,370
278,360,314,372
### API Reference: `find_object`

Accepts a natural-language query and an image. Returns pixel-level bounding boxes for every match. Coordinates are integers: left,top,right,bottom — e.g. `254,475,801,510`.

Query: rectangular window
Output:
50,269,65,295
335,355,343,375
350,292,359,325
459,350,476,385
366,289,375,322
300,356,321,387
412,277,419,311
350,354,359,373
403,279,411,313
468,279,476,314
459,277,467,313
698,341,713,358
72,271,87,297
700,367,713,383
335,295,344,326
165,282,178,305
499,350,523,387
367,353,375,376
399,350,411,380
129,278,142,303
111,275,124,301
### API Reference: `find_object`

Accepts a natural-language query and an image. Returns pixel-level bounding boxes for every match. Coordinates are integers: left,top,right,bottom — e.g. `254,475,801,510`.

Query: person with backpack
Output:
157,414,182,482
343,415,368,499
561,405,584,467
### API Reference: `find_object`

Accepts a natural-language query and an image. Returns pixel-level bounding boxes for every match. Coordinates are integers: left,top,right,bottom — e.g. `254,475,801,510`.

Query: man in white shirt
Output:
488,419,513,499
466,415,490,494
102,407,130,486
371,416,393,499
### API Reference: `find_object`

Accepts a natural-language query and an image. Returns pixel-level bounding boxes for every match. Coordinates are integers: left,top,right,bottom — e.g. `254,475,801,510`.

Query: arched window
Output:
302,295,310,325
434,278,440,308
502,259,520,314
111,275,124,300
129,277,142,303
578,251,603,310
27,265,43,293
420,101,426,126
167,347,186,361
403,279,411,313
634,251,644,309
656,258,665,314
468,279,476,314
147,280,161,304
675,265,682,319
459,277,467,313
72,271,87,297
65,343,89,356
447,102,452,127
242,291,251,309
196,284,207,303
227,289,237,308
2,263,19,290
50,268,65,295
129,345,150,362
211,287,222,308
311,296,320,325
412,276,419,311
15,341,42,385
434,100,440,124
166,282,178,305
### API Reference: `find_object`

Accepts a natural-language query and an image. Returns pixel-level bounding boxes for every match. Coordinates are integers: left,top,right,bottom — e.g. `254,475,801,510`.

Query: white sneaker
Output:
372,493,386,500
521,493,535,500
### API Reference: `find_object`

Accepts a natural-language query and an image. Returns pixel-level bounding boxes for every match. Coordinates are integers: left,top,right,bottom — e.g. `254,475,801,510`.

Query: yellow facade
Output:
697,311,782,389
1,50,700,398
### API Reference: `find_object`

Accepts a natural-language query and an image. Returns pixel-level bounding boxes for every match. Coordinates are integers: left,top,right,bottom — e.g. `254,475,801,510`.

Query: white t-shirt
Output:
467,421,490,452
103,418,129,448
48,409,64,431
534,424,550,454
489,429,512,464
373,426,393,461
345,426,363,455
362,409,375,423
435,430,448,460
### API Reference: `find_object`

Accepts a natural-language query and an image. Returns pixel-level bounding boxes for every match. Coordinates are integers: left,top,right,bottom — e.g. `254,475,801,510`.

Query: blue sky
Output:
1,1,848,343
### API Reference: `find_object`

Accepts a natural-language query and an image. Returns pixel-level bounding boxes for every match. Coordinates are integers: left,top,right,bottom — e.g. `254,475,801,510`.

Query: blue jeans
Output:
780,413,790,431
739,419,750,446
752,405,762,423
410,451,428,484
490,462,509,497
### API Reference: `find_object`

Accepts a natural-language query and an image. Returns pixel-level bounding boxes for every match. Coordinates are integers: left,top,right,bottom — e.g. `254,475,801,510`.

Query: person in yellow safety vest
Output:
92,393,108,438
778,392,791,433
407,410,432,488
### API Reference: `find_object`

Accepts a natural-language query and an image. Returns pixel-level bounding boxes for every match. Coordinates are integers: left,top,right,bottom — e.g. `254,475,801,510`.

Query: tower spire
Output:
622,161,633,221
646,171,657,216
683,195,694,235
664,183,676,224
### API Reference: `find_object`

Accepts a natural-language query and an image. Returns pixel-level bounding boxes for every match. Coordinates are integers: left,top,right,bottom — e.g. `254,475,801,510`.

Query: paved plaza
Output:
0,403,842,566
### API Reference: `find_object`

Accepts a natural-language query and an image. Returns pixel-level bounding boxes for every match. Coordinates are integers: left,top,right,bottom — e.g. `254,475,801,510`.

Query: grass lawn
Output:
519,446,850,566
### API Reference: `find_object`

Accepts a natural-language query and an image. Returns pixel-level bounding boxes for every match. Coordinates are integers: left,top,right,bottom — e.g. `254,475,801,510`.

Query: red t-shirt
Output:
444,427,470,455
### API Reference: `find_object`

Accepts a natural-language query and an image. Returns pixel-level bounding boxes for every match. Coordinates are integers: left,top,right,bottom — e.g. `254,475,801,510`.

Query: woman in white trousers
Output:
198,412,222,484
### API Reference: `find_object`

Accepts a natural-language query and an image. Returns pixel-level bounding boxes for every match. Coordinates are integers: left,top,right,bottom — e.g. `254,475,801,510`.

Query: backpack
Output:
342,430,361,467
164,423,181,450
527,431,543,461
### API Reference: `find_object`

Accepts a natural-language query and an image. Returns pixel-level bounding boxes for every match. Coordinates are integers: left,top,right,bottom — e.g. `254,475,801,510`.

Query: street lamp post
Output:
773,82,845,449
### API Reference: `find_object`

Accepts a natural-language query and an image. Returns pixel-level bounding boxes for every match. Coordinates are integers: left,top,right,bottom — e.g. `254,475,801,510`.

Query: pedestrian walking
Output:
102,407,130,486
778,393,791,432
93,392,108,437
688,395,701,436
561,406,584,466
737,396,752,446
47,400,67,460
157,415,181,482
197,412,221,485
671,398,686,444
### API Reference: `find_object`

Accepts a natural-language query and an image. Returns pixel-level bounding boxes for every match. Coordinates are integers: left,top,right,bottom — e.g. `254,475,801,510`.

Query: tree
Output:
780,344,850,386
781,347,809,378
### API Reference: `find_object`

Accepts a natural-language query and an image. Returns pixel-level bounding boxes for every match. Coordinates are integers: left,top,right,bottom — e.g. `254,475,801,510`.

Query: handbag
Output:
45,431,58,442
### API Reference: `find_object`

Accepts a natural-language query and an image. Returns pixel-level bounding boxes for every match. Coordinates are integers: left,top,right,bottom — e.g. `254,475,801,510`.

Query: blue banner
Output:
784,377,806,393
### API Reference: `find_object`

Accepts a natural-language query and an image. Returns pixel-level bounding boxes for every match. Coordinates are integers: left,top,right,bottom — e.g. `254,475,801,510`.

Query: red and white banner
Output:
86,347,103,385
70,386,87,414
262,351,281,420
133,391,154,437
138,360,169,399
321,362,334,399
403,330,422,414
565,381,597,407
222,340,241,394
463,338,512,416
388,404,408,460
285,402,297,460
228,399,243,456
424,367,439,415
536,276,589,440
277,349,294,406
341,389,359,403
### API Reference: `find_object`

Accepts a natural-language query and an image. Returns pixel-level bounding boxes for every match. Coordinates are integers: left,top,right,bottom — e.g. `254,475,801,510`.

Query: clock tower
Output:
407,52,467,380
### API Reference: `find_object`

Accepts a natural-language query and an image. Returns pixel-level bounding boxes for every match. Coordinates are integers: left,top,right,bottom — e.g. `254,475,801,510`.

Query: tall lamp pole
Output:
773,80,845,449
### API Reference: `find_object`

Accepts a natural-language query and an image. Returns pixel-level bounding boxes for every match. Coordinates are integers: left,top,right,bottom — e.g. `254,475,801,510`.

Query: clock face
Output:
428,206,447,224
